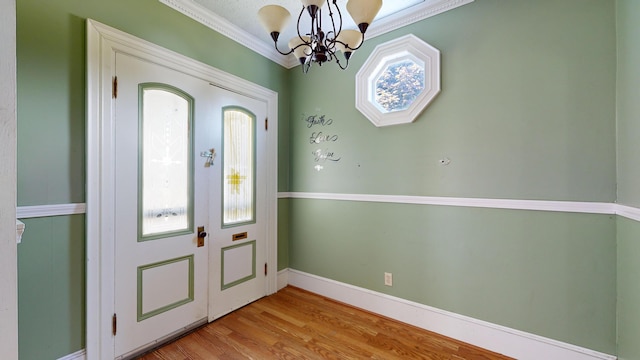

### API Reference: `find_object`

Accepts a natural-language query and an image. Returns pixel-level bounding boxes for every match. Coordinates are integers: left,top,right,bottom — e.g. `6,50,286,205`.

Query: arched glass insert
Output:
222,107,256,227
139,84,193,239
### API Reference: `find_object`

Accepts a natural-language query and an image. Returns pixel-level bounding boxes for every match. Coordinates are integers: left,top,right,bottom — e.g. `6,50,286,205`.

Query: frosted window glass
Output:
223,108,255,226
140,87,192,237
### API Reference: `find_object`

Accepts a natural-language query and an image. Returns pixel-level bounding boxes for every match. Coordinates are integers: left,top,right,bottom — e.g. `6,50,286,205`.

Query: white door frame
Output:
0,0,18,359
86,19,278,360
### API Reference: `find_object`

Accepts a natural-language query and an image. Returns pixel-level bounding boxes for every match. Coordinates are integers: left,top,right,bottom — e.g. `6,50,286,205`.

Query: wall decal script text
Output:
303,113,342,171
305,114,333,128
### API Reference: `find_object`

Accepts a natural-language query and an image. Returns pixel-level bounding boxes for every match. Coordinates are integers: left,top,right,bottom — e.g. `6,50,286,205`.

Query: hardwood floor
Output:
139,286,513,360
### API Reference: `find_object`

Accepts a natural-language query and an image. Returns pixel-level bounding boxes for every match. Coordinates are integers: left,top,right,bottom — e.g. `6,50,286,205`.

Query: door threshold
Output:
116,317,208,360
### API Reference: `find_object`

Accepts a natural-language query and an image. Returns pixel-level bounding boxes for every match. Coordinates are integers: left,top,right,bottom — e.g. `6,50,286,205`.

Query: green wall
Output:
616,0,640,359
616,0,640,208
17,216,85,360
15,0,640,358
287,0,618,354
288,0,616,201
617,218,640,359
289,200,616,352
16,0,289,358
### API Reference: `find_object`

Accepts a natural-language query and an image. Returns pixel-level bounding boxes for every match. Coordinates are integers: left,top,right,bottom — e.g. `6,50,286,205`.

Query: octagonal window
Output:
373,58,425,113
356,34,440,127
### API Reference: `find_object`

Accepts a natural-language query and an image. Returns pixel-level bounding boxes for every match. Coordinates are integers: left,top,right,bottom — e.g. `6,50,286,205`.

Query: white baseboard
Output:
58,349,85,360
286,269,616,360
277,268,289,290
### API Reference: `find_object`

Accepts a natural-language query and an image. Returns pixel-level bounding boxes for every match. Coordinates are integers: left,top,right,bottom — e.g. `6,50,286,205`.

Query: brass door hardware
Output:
232,232,247,241
197,226,207,247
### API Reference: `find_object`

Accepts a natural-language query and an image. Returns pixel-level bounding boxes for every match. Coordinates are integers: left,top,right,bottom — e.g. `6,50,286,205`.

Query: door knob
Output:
197,226,206,247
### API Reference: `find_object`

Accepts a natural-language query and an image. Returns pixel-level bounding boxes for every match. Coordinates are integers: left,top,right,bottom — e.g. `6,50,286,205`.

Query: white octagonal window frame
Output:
356,34,441,127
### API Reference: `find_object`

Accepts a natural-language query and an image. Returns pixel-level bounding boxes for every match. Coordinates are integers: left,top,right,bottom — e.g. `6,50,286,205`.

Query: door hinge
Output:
265,118,268,131
112,76,118,99
264,262,268,276
112,313,117,336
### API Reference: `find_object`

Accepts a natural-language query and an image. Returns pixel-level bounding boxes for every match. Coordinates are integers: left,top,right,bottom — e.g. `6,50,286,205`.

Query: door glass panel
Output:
222,107,255,226
139,85,193,239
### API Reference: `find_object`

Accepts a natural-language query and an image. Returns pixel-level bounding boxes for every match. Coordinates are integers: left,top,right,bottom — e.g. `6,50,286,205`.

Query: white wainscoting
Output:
285,269,617,360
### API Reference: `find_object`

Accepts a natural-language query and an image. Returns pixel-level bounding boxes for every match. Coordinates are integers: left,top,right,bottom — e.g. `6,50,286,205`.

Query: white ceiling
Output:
159,0,474,68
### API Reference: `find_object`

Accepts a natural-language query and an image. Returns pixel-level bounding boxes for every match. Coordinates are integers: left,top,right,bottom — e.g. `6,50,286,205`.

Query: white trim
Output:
158,0,474,69
616,204,640,222
17,203,86,218
57,349,86,360
279,192,616,215
286,269,616,360
356,34,441,127
14,198,640,223
277,268,288,291
366,0,475,40
158,0,293,68
0,0,18,357
86,19,279,360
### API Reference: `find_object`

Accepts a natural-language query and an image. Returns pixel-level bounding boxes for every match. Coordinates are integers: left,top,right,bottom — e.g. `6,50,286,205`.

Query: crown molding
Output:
159,0,474,70
159,0,297,68
366,0,475,40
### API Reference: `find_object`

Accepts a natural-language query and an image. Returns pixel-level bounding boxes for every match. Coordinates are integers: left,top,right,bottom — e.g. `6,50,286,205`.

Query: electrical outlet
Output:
384,272,393,286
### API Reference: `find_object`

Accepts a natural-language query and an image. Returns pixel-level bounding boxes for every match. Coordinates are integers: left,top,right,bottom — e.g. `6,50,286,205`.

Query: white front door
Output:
113,53,214,357
207,88,268,320
112,52,271,358
86,20,279,360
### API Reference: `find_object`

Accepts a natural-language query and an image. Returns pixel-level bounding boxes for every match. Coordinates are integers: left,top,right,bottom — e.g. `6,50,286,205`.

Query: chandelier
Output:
258,0,382,73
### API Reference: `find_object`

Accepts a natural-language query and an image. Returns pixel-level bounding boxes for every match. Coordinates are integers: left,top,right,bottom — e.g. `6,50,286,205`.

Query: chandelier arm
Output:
333,52,349,70
315,7,322,43
329,0,343,39
295,5,311,44
335,59,349,70
291,42,312,56
273,45,295,56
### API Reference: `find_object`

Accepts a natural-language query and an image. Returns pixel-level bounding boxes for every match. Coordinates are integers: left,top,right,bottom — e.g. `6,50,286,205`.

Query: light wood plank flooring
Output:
139,286,512,359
